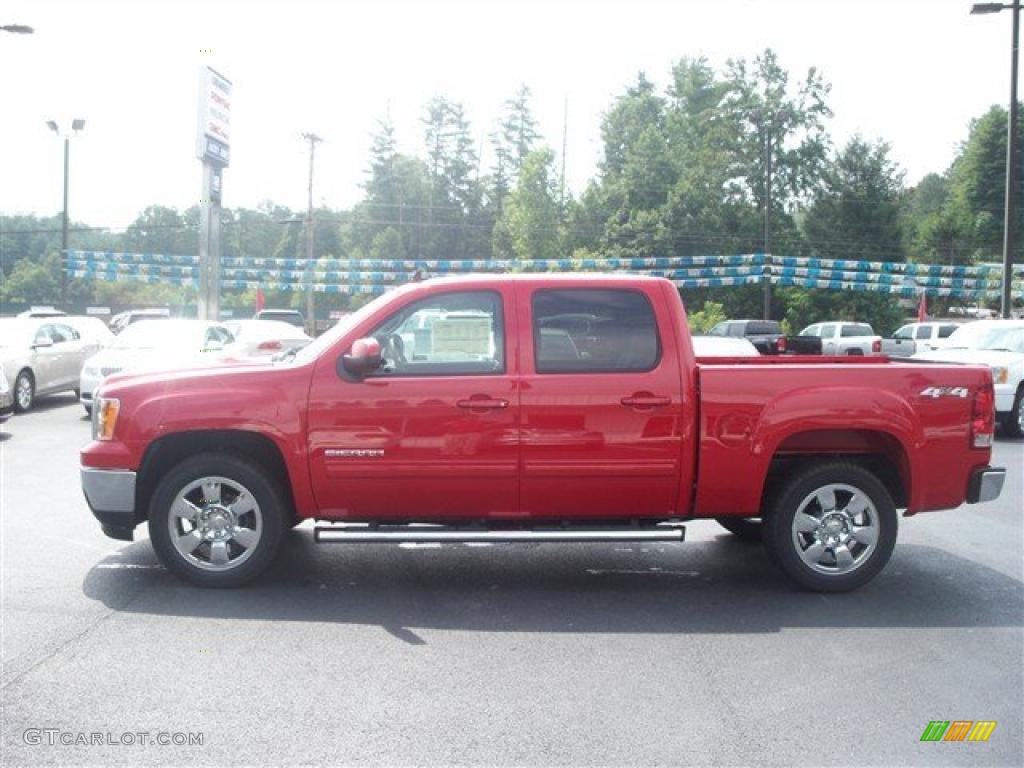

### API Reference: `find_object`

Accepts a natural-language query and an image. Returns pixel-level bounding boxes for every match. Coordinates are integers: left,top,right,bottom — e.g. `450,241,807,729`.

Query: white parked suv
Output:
913,319,1024,437
891,321,961,353
799,321,916,356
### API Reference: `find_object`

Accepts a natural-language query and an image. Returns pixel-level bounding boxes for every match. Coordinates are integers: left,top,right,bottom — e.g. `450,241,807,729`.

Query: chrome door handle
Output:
457,397,509,410
620,394,671,409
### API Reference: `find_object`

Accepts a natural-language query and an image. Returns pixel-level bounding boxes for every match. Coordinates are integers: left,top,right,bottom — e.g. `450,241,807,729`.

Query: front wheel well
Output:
135,430,296,525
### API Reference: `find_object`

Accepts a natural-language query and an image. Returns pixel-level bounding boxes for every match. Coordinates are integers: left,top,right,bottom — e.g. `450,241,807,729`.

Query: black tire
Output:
1001,385,1024,438
715,517,763,541
83,405,92,417
13,369,34,412
148,453,286,587
763,461,897,592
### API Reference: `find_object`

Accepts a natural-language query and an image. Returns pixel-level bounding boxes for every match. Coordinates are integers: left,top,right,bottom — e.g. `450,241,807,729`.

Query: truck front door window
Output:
368,291,505,377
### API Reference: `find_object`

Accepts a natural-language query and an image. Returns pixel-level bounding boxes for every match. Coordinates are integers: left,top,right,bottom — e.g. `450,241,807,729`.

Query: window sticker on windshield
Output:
431,318,492,355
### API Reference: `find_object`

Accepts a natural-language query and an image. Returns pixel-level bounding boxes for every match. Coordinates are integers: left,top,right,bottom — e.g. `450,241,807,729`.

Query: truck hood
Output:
85,346,234,376
100,356,266,391
912,348,1024,367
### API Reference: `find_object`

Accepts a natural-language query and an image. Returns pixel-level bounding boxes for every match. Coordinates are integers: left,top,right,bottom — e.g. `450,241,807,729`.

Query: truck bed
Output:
692,355,992,518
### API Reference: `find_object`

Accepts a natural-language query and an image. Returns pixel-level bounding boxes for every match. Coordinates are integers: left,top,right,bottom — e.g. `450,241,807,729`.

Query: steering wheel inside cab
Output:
379,333,406,372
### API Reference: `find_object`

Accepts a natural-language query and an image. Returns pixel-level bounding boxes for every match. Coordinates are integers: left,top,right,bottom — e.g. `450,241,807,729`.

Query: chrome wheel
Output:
1017,393,1024,432
15,373,33,411
791,483,879,575
168,476,263,571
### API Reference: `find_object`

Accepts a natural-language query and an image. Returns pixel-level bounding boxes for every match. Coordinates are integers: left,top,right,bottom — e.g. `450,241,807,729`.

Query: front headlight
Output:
93,396,120,441
83,366,98,377
991,366,1009,385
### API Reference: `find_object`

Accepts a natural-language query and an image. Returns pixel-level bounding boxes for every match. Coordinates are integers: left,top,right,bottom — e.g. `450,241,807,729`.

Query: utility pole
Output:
560,94,568,207
302,132,322,335
762,112,773,321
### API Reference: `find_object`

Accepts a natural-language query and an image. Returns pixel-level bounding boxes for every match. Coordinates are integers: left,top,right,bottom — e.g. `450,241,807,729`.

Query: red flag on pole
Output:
917,292,927,322
256,286,266,312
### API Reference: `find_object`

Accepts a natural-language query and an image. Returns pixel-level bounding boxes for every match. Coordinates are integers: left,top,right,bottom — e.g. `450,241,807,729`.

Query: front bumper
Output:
994,383,1015,414
81,467,138,540
79,370,103,408
0,391,12,422
966,466,1006,504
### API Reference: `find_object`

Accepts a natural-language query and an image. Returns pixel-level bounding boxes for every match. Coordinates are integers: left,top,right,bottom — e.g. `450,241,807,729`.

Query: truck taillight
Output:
971,384,995,449
871,338,882,354
776,337,787,353
258,340,283,351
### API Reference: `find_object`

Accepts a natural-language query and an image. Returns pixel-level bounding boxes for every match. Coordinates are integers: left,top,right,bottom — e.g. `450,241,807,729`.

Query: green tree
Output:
122,205,197,255
371,227,405,260
422,97,485,258
490,85,541,214
944,104,1024,262
804,136,906,261
1,252,61,304
722,49,832,253
497,148,562,261
686,300,727,333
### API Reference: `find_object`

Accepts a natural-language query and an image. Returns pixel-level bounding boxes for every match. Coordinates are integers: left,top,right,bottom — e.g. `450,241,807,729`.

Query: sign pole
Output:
196,66,231,321
198,164,222,320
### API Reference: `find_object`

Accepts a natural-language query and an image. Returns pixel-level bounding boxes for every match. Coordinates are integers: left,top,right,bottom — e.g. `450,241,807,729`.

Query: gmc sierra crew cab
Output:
80,274,1006,591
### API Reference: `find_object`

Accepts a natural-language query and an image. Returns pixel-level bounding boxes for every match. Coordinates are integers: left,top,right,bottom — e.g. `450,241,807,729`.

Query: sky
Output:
0,0,1017,232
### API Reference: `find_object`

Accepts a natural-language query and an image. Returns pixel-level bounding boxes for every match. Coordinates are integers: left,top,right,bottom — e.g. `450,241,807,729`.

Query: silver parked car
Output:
224,319,312,358
79,319,236,414
0,318,103,411
0,367,13,423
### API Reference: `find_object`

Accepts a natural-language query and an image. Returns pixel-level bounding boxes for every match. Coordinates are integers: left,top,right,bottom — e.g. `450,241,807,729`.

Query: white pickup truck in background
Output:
799,321,917,356
891,321,961,353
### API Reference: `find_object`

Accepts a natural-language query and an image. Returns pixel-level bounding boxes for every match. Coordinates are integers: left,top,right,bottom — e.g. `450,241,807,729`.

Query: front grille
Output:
101,367,122,377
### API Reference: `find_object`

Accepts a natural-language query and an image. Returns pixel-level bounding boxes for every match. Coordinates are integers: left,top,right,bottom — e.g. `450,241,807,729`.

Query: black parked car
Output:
707,319,823,355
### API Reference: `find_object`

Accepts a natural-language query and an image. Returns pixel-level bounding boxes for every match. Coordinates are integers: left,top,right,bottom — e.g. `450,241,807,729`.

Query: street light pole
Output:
62,135,69,308
1004,3,1019,318
47,119,85,310
972,2,1021,317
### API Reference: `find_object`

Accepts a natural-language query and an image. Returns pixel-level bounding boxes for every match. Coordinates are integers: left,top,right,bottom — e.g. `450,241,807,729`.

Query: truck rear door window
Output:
532,289,660,373
841,323,873,337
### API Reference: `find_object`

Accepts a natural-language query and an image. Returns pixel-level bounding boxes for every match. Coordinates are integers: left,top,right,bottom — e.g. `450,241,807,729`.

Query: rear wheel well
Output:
761,430,910,514
135,430,296,524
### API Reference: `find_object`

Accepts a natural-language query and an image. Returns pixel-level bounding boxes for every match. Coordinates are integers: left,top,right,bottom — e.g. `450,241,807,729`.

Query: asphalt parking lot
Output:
1,395,1022,767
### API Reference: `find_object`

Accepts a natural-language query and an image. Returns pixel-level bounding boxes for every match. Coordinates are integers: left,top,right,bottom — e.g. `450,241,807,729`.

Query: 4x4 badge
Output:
920,386,969,399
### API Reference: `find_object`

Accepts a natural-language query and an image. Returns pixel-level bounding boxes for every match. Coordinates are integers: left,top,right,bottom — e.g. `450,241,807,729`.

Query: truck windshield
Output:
290,289,401,365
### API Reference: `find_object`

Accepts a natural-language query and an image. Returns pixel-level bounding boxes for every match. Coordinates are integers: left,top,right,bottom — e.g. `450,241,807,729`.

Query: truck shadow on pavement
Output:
81,527,1024,643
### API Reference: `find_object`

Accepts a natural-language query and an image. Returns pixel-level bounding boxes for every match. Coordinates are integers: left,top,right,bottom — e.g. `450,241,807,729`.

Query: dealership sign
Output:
196,66,231,167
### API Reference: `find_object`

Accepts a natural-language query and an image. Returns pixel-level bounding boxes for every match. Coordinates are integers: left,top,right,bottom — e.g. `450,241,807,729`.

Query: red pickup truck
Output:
81,274,1005,591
